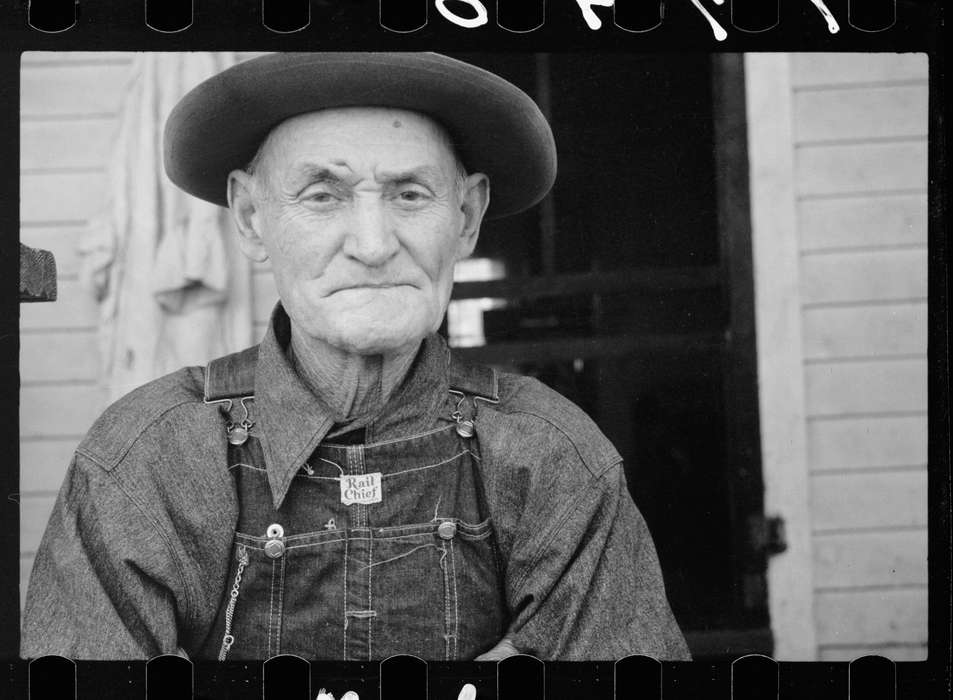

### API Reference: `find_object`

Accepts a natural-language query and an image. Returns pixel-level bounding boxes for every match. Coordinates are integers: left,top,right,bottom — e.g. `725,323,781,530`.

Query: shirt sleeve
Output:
504,463,691,660
21,455,188,660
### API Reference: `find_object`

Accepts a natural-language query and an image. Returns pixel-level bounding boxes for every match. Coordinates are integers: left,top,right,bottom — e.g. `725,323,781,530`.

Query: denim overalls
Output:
197,350,508,661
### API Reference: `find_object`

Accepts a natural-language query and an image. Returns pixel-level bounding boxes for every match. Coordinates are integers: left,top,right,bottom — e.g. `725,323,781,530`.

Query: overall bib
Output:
198,352,509,660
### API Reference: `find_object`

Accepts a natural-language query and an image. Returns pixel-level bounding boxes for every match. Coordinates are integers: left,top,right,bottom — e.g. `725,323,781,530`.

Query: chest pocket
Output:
199,426,508,661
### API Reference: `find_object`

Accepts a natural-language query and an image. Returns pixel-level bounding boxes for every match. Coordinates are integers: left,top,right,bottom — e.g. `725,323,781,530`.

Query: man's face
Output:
228,107,488,355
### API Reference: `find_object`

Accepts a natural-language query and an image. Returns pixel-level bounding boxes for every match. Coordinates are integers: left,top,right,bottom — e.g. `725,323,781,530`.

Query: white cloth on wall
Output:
79,52,255,402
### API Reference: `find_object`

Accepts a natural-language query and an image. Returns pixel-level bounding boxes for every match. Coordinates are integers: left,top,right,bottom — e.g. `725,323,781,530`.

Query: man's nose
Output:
342,198,400,266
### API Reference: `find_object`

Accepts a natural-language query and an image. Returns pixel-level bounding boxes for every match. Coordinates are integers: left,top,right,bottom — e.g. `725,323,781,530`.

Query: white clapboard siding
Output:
796,141,927,197
21,119,116,171
20,279,100,330
20,384,106,439
21,171,109,223
19,225,87,278
813,530,927,589
819,645,927,662
21,63,133,117
794,84,928,143
790,53,930,662
814,588,927,646
799,248,927,306
20,330,100,384
802,302,927,360
753,53,934,661
807,415,928,472
21,51,134,66
798,194,927,252
810,470,927,532
791,53,928,88
804,359,926,417
20,438,78,494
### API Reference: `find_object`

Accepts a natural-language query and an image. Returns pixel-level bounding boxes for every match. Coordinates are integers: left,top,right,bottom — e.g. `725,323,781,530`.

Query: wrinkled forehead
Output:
250,106,463,175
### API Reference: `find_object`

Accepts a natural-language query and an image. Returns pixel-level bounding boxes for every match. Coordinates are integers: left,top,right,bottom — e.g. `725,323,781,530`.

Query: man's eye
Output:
396,188,431,204
305,191,338,204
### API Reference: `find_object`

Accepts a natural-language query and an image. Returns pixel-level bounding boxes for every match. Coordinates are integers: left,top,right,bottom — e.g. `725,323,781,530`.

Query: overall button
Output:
228,425,249,445
264,523,285,558
437,521,457,540
264,539,286,559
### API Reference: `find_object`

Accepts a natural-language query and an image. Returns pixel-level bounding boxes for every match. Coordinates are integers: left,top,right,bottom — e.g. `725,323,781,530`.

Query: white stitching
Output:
357,447,367,529
275,555,285,656
367,532,373,661
354,543,438,571
227,462,264,472
330,423,454,448
380,450,473,479
239,448,475,479
235,520,491,549
343,534,349,660
450,537,459,660
268,557,277,657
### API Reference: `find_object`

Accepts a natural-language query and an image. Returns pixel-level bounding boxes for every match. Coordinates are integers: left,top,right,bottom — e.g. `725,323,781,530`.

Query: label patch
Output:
340,472,383,506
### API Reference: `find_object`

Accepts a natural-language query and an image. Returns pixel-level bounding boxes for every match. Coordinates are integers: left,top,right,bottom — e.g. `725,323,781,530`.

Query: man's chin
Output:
320,323,428,357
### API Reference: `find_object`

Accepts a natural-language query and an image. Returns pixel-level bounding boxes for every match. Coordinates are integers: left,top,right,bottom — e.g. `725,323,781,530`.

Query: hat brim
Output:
163,52,557,220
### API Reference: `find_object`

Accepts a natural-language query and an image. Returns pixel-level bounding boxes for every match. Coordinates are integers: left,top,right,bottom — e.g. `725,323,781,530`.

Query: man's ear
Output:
455,173,490,262
227,169,269,263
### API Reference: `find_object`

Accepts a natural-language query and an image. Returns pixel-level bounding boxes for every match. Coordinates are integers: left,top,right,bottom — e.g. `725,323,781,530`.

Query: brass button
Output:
264,523,285,558
437,521,457,540
264,539,285,559
228,425,249,445
455,420,475,438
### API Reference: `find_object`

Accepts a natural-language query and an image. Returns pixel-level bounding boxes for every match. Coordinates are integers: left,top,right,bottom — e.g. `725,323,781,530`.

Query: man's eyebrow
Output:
375,166,445,185
289,165,346,184
284,161,355,187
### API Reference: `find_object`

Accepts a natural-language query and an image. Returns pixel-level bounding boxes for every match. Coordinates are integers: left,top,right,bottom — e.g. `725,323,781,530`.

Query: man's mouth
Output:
330,283,414,295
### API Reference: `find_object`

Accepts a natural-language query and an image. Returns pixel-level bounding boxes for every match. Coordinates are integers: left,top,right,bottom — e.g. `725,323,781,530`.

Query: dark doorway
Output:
446,53,770,659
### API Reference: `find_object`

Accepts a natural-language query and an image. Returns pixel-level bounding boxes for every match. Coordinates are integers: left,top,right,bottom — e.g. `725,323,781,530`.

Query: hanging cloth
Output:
79,52,254,403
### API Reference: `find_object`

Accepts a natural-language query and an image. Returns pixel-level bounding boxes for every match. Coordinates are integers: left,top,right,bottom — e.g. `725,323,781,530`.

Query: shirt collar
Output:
254,304,452,509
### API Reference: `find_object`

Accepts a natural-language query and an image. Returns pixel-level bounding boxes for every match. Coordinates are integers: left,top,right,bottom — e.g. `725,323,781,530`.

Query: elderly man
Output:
22,53,689,661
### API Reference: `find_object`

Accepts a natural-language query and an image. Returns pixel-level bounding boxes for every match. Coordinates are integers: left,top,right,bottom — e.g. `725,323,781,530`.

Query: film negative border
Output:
5,0,936,49
4,653,923,699
1,2,948,700
23,0,900,36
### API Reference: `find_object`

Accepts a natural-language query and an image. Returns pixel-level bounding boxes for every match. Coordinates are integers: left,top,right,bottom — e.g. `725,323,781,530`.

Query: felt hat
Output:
163,52,557,219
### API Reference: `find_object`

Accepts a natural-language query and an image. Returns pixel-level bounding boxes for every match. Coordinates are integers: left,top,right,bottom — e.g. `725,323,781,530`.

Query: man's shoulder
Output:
478,367,621,478
75,362,215,471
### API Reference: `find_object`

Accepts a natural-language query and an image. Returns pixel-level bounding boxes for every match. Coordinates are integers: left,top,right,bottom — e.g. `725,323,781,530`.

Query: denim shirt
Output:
22,305,689,661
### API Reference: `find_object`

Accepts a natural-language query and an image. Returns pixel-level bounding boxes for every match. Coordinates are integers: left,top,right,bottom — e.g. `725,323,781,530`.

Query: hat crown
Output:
164,52,557,219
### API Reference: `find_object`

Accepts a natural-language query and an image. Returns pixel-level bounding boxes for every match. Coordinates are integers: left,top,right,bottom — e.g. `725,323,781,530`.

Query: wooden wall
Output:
18,52,279,609
751,53,929,661
794,53,929,662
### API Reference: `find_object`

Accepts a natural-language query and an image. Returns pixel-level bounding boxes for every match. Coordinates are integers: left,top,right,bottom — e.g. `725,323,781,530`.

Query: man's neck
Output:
288,329,421,426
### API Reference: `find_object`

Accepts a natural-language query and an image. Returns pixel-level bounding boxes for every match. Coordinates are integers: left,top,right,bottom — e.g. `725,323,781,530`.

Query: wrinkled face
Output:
228,108,489,355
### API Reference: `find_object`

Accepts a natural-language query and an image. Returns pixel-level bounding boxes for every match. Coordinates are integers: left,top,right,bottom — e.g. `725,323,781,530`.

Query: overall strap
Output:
204,346,259,401
447,352,499,404
205,346,265,469
447,352,508,608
